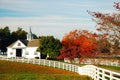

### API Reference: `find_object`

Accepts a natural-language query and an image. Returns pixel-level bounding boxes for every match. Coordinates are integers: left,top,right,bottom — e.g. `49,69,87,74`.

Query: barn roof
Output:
7,40,28,48
27,39,40,47
7,39,40,48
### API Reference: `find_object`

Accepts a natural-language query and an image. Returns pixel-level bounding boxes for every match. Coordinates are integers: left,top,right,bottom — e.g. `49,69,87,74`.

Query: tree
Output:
87,2,120,53
0,26,11,52
37,36,62,59
57,30,98,60
98,38,111,53
0,27,37,53
11,27,27,40
9,27,27,46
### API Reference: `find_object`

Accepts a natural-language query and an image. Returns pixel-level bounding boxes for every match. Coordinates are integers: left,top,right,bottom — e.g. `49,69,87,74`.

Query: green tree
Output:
10,32,18,42
11,27,27,40
0,26,11,52
37,36,62,59
9,28,27,46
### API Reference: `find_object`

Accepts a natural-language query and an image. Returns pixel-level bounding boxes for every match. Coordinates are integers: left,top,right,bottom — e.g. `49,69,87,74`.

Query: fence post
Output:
66,64,68,70
74,65,76,72
69,64,71,71
59,62,60,68
92,66,96,80
65,63,67,70
76,65,78,73
12,57,13,61
15,57,16,62
16,57,18,62
22,58,24,63
44,59,45,65
110,71,112,80
27,58,29,63
54,61,56,67
70,64,72,71
102,70,105,80
39,59,40,65
63,63,64,70
96,68,99,80
33,59,34,64
73,65,75,72
49,61,50,66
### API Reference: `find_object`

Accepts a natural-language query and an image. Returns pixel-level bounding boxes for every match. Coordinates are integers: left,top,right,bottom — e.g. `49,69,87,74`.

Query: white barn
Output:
7,28,40,59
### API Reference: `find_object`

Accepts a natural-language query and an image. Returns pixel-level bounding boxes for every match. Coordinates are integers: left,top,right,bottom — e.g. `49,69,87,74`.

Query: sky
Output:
0,0,118,40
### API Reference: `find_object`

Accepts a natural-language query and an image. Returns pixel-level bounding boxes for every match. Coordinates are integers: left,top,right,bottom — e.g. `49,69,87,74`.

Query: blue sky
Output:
0,0,117,40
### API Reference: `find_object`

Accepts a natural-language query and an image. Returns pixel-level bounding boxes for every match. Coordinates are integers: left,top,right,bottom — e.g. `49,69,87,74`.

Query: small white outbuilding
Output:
7,27,40,59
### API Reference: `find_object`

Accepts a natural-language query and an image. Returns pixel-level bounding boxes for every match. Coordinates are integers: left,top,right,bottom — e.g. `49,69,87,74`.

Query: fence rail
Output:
79,65,120,80
0,56,79,73
0,56,120,80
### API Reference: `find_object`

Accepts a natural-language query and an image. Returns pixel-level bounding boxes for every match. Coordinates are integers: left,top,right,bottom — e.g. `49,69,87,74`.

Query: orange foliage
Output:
58,30,98,60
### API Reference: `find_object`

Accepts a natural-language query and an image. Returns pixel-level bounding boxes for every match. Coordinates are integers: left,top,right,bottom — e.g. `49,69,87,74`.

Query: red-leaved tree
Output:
87,2,120,53
57,30,98,61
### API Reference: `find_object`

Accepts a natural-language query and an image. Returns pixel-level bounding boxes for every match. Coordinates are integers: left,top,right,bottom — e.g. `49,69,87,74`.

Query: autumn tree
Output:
87,2,120,53
98,38,111,53
58,30,98,61
37,36,62,59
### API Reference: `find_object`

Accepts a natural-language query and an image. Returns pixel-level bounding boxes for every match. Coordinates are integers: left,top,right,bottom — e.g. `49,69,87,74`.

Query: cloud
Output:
1,0,115,39
0,16,91,26
0,0,115,16
0,16,97,39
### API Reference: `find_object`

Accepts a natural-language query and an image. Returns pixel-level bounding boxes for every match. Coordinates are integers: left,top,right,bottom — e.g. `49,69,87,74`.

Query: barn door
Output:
16,49,22,57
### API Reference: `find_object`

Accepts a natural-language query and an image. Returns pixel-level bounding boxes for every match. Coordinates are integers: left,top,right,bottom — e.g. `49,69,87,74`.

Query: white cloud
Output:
1,0,115,39
0,16,90,26
0,16,97,40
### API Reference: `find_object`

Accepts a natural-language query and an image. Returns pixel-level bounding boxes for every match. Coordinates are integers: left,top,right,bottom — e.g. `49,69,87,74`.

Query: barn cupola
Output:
27,27,33,41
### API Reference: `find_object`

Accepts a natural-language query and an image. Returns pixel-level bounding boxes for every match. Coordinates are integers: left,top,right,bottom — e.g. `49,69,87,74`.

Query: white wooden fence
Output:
0,56,120,80
78,65,120,80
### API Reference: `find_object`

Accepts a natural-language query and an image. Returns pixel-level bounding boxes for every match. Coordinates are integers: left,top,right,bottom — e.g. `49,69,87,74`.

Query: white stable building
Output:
7,28,40,58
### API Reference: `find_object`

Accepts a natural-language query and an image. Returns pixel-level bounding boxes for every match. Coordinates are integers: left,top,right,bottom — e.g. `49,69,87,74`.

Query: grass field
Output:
98,65,120,73
0,60,93,80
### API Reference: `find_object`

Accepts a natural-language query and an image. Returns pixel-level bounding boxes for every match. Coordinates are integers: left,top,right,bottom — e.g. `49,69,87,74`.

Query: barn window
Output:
18,43,21,46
